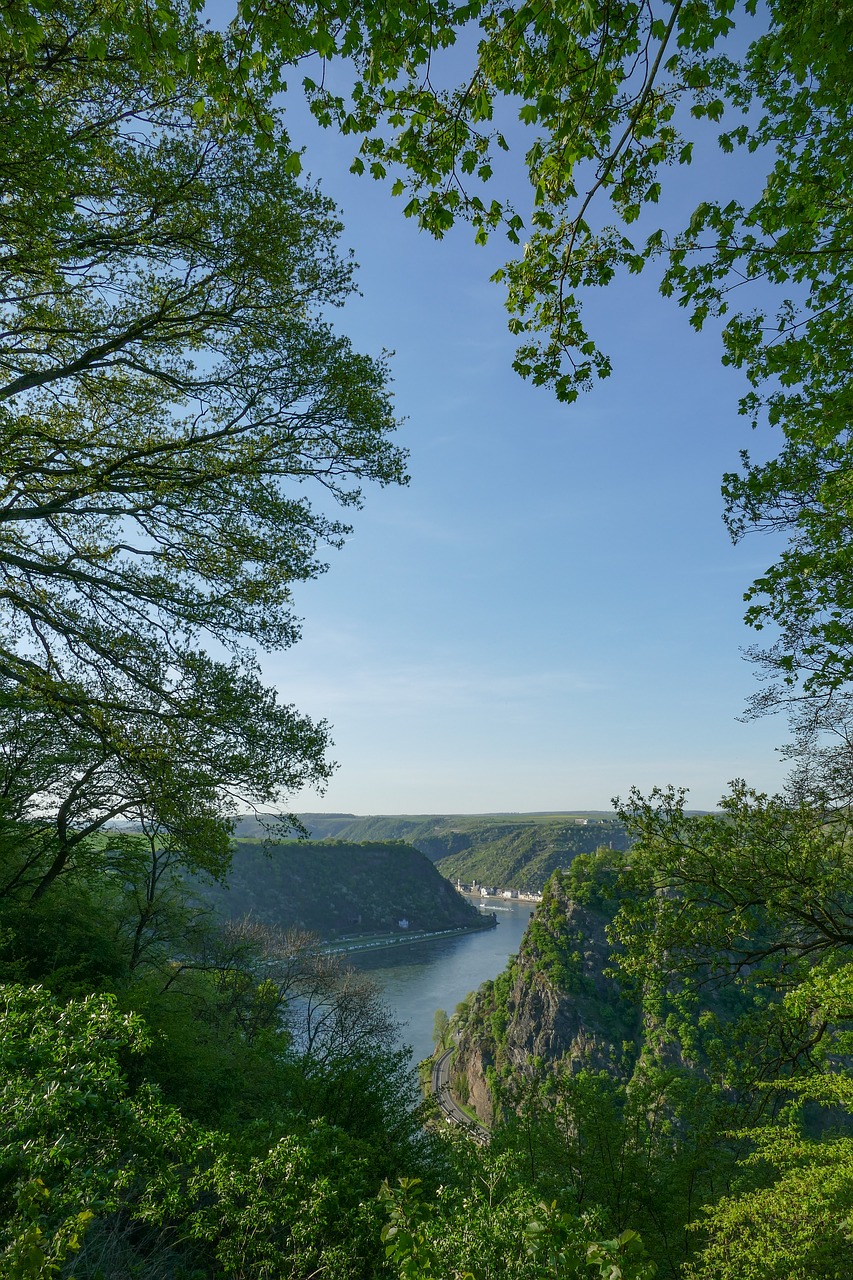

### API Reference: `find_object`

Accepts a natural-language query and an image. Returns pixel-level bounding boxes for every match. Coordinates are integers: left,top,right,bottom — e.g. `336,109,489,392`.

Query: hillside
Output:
234,812,628,891
235,813,456,843
197,839,488,939
433,820,629,891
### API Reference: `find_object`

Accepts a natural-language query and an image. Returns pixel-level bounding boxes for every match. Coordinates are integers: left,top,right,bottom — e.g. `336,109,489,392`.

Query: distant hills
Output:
234,813,630,894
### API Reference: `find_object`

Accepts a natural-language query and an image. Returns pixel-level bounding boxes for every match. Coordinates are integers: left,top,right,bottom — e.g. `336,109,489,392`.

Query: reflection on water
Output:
347,899,534,1064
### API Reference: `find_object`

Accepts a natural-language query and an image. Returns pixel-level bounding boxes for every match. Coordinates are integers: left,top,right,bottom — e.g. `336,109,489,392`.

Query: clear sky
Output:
247,39,792,815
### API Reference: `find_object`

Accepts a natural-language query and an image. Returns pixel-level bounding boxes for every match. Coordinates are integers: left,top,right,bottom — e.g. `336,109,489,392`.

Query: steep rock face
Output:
453,858,639,1124
452,1040,497,1128
505,919,627,1073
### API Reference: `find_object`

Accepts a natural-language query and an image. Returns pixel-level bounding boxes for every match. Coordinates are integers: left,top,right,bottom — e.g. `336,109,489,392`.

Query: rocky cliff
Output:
451,851,641,1124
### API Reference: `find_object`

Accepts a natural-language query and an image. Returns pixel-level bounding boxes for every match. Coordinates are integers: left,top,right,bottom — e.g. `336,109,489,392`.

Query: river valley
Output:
347,896,533,1064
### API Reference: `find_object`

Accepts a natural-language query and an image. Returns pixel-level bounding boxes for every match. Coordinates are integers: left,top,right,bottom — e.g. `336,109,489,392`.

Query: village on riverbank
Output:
455,881,544,903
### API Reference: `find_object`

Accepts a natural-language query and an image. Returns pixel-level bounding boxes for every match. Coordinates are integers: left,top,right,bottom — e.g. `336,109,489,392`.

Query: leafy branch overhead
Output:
205,0,852,718
6,0,853,805
0,1,412,841
0,29,404,677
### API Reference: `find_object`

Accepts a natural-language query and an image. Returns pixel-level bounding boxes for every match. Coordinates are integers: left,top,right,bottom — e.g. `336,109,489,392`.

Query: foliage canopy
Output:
0,0,410,845
3,3,853,1278
226,0,853,718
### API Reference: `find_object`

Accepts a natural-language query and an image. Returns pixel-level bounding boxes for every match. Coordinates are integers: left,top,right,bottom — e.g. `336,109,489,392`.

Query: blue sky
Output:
242,37,793,815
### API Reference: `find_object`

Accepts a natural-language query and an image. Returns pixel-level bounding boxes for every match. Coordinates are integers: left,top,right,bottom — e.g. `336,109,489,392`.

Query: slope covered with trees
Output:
444,796,853,1277
236,812,629,892
196,839,487,937
433,819,629,891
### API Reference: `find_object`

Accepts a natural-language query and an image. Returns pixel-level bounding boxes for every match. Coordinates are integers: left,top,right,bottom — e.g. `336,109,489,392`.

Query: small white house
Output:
398,918,410,929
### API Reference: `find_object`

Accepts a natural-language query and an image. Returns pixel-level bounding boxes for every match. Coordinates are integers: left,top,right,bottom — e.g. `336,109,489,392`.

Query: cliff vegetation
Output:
434,820,629,892
444,789,853,1277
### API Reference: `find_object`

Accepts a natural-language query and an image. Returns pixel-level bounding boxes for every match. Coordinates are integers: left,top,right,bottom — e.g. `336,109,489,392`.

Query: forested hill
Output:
237,813,459,843
234,813,629,892
197,840,487,938
445,800,853,1273
432,820,629,891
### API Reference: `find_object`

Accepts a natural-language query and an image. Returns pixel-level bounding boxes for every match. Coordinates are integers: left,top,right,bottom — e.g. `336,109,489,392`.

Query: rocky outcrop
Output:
452,1039,498,1128
451,858,641,1124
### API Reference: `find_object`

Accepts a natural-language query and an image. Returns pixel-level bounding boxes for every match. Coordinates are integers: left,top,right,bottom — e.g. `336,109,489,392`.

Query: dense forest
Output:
446,808,853,1275
197,839,488,937
2,1,852,1279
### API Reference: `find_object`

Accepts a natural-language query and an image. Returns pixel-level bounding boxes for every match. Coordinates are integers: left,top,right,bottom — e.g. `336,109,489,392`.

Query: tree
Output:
9,1,848,800
379,1156,658,1280
0,668,330,902
684,1079,853,1280
612,783,853,1098
0,985,396,1280
615,783,853,977
0,1,406,820
491,1063,738,1272
432,1007,451,1052
11,1,845,712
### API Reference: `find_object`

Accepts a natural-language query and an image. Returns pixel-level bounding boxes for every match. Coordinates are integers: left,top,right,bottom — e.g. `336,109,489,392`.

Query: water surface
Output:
348,898,534,1063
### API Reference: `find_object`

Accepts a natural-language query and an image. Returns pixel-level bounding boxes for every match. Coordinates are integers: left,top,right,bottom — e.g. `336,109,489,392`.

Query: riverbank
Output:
458,887,543,904
320,918,496,956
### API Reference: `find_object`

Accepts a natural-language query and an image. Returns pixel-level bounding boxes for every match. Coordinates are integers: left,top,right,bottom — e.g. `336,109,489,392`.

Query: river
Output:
347,897,534,1064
